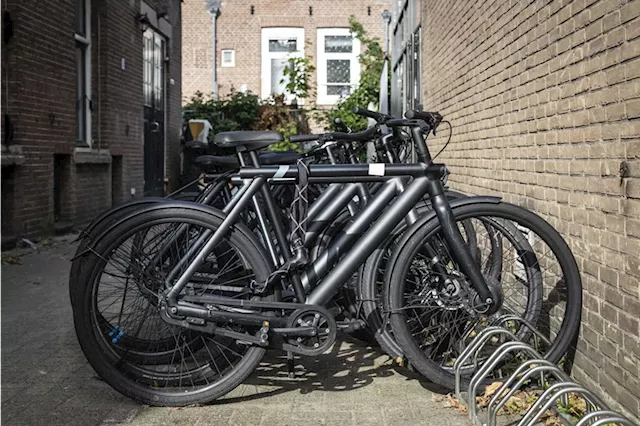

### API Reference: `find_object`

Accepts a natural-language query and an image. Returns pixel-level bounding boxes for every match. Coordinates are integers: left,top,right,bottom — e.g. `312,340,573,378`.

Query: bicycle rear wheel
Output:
73,205,273,406
387,201,582,391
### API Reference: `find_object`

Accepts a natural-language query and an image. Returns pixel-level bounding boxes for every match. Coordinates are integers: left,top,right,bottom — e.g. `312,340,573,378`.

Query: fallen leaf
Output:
1,254,22,265
433,393,468,413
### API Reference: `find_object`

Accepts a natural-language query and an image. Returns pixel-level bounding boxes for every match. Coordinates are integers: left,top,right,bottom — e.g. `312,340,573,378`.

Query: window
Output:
316,28,360,105
261,28,304,101
221,49,235,67
390,0,421,119
75,0,91,146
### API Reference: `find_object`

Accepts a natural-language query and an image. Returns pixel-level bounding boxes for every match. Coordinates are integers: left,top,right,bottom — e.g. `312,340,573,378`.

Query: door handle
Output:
151,121,160,132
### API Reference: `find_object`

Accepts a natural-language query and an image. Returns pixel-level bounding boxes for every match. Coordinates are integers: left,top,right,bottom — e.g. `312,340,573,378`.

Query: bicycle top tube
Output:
236,162,447,183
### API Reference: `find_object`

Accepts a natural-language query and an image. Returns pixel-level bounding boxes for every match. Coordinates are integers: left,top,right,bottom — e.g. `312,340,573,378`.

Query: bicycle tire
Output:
73,205,273,406
387,201,582,391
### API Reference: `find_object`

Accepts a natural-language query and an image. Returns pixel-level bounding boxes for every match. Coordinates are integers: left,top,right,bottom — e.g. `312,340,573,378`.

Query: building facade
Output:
182,0,389,106
1,0,182,246
404,0,640,420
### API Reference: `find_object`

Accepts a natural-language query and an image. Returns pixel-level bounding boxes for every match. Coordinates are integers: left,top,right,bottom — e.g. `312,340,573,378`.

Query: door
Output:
143,28,165,197
260,28,304,102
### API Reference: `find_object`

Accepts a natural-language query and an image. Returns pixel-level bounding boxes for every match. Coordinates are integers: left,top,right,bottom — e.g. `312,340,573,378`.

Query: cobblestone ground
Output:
1,237,476,426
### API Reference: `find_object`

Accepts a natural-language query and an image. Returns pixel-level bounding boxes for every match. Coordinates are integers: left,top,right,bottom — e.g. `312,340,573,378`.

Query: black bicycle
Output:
71,109,582,406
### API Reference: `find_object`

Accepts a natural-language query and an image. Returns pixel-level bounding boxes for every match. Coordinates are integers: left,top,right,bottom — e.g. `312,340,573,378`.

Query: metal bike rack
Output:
454,325,518,400
467,341,543,422
518,383,607,426
575,411,638,426
450,316,636,426
490,314,552,351
485,359,572,426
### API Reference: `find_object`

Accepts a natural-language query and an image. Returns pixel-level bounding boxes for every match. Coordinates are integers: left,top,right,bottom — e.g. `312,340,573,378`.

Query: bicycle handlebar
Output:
290,125,379,145
324,125,379,142
352,107,382,121
290,134,321,143
404,110,443,132
333,118,350,133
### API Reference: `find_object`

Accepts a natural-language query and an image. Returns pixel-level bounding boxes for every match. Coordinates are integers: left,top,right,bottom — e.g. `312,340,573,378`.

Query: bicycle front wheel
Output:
387,201,582,391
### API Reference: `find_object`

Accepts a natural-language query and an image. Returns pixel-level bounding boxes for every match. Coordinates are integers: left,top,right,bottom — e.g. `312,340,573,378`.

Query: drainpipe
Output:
206,0,222,100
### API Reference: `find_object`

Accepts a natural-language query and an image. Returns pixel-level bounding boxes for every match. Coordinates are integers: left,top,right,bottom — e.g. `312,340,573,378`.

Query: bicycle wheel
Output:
359,191,502,358
387,201,582,391
73,205,273,406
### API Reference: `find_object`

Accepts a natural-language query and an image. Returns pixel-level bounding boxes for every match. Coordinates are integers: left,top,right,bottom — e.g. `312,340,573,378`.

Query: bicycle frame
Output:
164,163,493,315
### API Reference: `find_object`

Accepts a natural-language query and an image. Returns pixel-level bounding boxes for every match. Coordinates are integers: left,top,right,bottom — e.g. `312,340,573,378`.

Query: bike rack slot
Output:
486,360,571,426
517,383,607,426
575,411,638,426
468,341,543,422
454,323,519,401
490,314,552,350
452,319,635,426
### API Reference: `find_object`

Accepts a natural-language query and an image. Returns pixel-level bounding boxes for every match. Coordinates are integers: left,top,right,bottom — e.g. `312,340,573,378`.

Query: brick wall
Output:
421,0,640,419
182,0,389,103
1,0,182,242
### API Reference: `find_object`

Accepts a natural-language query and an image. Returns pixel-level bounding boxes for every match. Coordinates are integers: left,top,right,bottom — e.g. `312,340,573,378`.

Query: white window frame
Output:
75,0,91,147
221,49,235,67
316,28,361,105
260,27,304,102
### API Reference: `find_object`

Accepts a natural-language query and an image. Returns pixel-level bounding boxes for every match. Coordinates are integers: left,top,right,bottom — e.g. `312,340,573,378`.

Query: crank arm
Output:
272,326,317,337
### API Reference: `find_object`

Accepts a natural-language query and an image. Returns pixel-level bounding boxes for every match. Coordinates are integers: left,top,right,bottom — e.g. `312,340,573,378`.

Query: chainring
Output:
285,306,337,356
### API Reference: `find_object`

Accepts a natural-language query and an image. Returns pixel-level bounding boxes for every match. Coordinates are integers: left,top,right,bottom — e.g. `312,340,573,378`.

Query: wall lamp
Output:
136,12,151,32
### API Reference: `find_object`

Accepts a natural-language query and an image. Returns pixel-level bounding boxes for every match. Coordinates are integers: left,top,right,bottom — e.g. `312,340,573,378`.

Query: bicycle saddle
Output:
214,131,284,152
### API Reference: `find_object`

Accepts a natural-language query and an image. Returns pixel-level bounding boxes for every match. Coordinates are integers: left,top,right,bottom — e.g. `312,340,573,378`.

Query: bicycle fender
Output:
74,197,168,242
396,195,502,258
79,201,257,258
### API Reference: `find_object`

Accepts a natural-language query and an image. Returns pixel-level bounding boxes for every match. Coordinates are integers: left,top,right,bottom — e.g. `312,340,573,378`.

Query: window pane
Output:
270,58,292,94
222,51,233,63
327,85,351,96
143,32,153,106
76,44,86,143
269,38,297,52
154,36,163,109
325,35,352,53
327,59,350,83
76,0,85,36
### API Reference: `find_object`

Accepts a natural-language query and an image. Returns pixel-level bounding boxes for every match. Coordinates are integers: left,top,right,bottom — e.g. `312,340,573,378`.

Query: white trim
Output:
76,0,92,146
221,49,235,67
316,28,361,105
260,27,304,102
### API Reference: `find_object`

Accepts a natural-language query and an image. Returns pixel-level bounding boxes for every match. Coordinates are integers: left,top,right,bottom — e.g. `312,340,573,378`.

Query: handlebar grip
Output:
405,110,443,129
290,134,321,143
327,125,379,142
333,118,350,133
352,106,381,121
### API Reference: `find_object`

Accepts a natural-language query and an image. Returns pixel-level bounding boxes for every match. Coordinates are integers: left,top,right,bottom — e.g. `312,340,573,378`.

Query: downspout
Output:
211,12,217,100
206,0,221,100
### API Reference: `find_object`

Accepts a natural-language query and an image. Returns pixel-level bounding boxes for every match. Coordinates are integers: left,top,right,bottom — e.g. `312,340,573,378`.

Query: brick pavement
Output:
1,236,474,426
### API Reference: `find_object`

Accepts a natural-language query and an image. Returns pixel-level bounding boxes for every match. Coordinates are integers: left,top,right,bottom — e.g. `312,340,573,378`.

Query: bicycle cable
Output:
432,120,453,161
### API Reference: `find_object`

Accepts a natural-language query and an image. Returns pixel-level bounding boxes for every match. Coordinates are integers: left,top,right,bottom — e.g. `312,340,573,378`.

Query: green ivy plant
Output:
183,89,261,137
320,16,387,132
281,55,316,103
